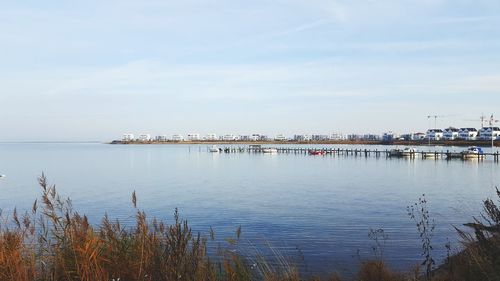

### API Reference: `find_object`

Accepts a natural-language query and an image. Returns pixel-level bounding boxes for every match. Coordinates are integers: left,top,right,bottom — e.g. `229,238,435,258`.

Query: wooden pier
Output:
207,146,500,162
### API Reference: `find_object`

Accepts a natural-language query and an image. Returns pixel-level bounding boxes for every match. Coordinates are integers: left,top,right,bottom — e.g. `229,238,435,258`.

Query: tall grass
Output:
407,195,435,281
1,175,500,281
433,188,500,281
0,174,311,281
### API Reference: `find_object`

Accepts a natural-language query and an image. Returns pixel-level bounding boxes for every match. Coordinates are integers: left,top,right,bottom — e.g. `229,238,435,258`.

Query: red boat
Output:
308,150,325,155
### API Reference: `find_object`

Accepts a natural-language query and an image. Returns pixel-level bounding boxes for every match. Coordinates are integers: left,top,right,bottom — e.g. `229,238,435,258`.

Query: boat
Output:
388,149,402,157
262,148,278,154
422,152,438,159
401,147,417,157
446,152,463,159
461,146,485,160
308,150,325,155
0,175,5,179
209,145,220,153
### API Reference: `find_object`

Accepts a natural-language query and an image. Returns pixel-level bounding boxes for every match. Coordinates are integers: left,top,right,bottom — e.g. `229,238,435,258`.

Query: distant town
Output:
116,125,500,144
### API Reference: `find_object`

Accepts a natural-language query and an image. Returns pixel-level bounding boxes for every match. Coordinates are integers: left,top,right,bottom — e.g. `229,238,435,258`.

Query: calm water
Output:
0,143,499,276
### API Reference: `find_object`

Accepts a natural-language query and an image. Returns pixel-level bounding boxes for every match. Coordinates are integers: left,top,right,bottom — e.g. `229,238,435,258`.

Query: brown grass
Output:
1,175,500,281
0,174,311,281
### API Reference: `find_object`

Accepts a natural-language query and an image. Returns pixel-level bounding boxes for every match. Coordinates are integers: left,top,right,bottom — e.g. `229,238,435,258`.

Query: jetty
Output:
206,146,500,162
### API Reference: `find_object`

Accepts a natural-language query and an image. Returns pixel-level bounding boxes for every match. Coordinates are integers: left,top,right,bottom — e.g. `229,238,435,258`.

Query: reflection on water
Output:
0,143,498,276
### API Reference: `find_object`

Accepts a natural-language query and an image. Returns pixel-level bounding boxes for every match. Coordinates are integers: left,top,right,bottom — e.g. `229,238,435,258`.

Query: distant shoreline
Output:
110,139,499,147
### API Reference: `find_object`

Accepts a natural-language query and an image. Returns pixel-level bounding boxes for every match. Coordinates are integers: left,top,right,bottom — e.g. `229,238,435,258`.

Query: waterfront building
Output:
205,133,217,141
412,133,426,140
155,135,168,142
259,135,271,141
458,128,478,140
400,134,412,141
293,134,311,142
250,134,260,141
382,131,399,142
347,134,363,141
122,133,135,141
362,134,380,141
443,127,460,140
223,134,238,141
426,129,444,140
311,135,330,141
187,133,201,141
171,134,184,142
138,134,151,142
275,134,287,141
330,133,346,140
400,132,426,141
479,127,500,140
239,135,251,141
398,133,425,141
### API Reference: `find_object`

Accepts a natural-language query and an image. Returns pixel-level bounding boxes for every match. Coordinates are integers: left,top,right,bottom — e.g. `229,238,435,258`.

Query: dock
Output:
206,146,500,162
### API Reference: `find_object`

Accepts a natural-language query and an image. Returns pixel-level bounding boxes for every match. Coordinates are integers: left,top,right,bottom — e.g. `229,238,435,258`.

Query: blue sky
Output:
1,0,499,141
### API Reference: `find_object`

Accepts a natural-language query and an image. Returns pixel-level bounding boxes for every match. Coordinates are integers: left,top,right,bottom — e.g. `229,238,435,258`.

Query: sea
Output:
0,142,498,277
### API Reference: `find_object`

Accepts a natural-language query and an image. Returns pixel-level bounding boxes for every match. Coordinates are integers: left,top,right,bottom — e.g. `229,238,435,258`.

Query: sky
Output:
1,0,499,141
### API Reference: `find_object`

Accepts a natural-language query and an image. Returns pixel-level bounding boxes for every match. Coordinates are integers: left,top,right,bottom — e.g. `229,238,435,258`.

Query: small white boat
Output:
388,149,402,157
401,147,417,157
422,152,438,159
0,175,5,179
262,148,278,154
461,146,485,159
209,145,220,153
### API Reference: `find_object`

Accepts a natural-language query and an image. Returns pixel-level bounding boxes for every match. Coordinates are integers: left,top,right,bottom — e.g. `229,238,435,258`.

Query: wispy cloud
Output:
431,16,495,24
276,19,334,37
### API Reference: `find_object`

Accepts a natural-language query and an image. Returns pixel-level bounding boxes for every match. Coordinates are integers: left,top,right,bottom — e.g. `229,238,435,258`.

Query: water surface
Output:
0,143,498,276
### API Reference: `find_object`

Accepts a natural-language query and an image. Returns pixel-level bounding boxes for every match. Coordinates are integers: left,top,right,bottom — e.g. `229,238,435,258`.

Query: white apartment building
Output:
293,134,311,142
171,134,184,142
122,133,135,141
443,128,460,140
274,134,287,141
458,128,478,140
330,133,346,140
155,135,168,142
138,134,151,141
205,133,217,141
411,133,426,140
250,134,260,141
223,134,238,141
479,127,500,140
426,129,444,140
187,134,201,141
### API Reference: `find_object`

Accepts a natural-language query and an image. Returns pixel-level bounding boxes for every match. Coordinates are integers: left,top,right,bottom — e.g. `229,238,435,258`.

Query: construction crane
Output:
427,115,445,129
463,114,488,128
489,113,499,126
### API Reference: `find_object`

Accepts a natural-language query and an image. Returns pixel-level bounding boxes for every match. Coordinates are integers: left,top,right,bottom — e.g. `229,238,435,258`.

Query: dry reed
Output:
1,175,500,281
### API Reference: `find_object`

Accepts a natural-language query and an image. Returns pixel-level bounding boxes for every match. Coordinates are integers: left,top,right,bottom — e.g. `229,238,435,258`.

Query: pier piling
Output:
212,145,499,163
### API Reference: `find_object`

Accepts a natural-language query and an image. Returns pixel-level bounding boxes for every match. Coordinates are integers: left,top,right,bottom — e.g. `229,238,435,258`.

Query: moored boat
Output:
422,152,438,159
209,145,220,153
308,150,325,155
388,149,402,157
461,146,485,160
401,147,417,157
262,148,278,154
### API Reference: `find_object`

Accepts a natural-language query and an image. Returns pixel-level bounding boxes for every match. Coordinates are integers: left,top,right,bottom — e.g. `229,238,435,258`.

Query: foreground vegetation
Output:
0,175,499,281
